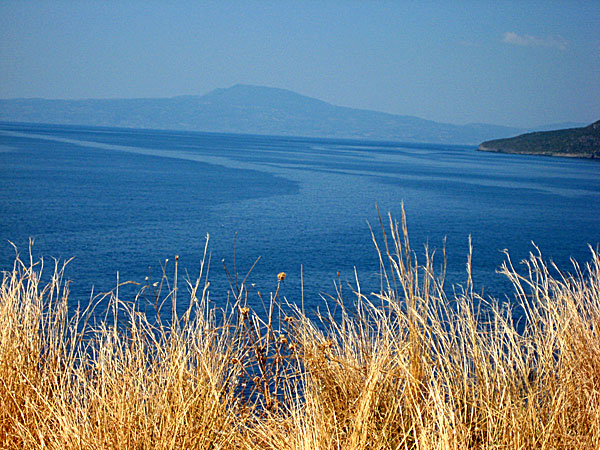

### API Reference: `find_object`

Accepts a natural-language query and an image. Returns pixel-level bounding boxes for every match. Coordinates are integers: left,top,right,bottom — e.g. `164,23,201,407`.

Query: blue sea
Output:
1,122,599,316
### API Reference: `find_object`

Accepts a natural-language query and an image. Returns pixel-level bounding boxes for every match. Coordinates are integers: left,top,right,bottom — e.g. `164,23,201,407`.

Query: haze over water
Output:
1,122,599,316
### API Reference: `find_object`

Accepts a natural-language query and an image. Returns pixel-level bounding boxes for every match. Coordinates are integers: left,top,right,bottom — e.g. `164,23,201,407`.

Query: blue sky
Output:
1,1,598,128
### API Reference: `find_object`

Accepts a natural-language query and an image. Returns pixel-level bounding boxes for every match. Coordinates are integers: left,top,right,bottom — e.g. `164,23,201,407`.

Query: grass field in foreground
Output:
1,212,599,449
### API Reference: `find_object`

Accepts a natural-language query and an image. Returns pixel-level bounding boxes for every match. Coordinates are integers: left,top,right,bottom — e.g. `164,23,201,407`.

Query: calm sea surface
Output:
1,122,599,316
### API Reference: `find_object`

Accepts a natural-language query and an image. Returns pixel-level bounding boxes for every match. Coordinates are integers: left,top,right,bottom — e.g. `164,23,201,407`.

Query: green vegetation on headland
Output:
479,120,600,159
2,212,600,449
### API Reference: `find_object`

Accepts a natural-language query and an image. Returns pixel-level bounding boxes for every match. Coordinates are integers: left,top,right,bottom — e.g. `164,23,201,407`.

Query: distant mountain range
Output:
0,84,585,144
479,121,600,159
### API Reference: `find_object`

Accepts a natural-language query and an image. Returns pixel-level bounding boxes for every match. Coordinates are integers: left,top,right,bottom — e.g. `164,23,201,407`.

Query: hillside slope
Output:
0,84,524,144
479,121,600,159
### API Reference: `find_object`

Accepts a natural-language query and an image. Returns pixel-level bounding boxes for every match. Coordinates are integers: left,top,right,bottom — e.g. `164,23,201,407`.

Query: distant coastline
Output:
478,121,600,159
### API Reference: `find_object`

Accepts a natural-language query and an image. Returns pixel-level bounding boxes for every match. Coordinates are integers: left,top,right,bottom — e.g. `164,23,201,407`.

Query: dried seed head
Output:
284,316,293,323
277,272,286,282
288,343,297,352
240,307,250,316
279,336,288,345
319,339,333,352
253,376,261,384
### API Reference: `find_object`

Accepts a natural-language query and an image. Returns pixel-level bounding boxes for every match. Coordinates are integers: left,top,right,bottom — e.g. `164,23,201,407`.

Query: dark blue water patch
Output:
0,131,299,302
373,175,600,297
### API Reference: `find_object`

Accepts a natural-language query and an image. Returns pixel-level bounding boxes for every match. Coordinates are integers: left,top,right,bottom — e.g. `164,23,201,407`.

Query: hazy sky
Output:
1,1,598,128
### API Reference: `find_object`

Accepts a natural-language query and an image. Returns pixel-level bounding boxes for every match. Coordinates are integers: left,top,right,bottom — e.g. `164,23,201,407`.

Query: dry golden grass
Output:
1,212,599,449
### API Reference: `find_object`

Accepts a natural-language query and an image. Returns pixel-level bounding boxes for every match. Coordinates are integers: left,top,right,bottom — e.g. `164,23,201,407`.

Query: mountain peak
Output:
200,84,334,110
